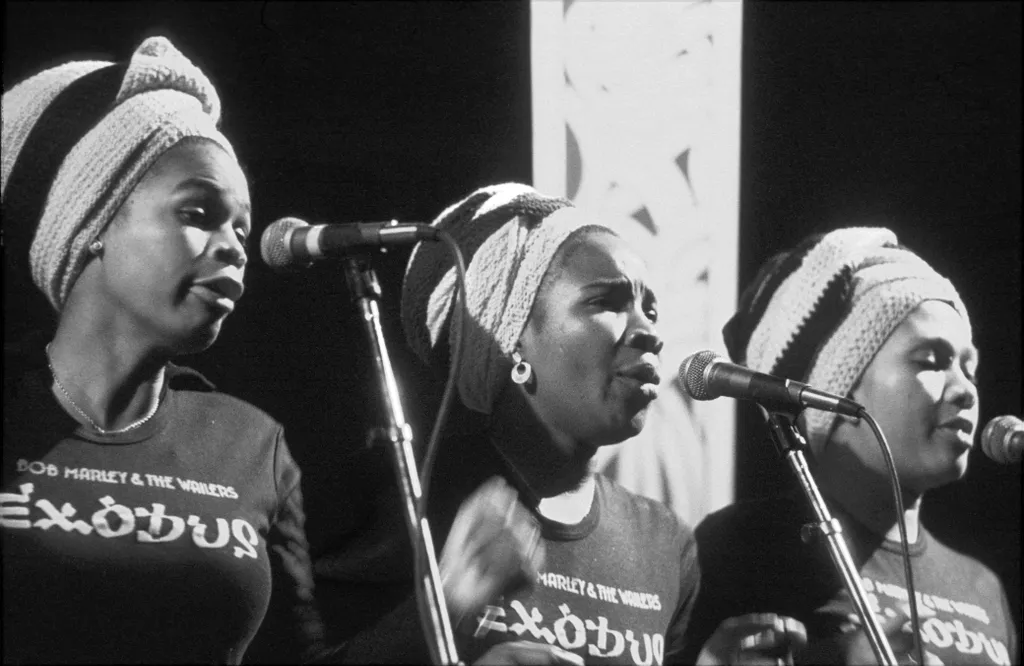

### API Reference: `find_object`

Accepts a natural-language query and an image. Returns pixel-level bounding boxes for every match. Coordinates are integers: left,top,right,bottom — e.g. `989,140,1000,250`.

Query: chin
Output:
943,445,972,482
602,408,648,445
951,453,970,481
920,458,970,492
628,412,648,437
173,322,223,355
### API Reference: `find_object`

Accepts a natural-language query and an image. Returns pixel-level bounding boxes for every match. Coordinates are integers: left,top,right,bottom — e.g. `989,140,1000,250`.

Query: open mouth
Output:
618,364,661,402
937,417,975,450
620,364,661,386
192,275,244,303
939,417,974,437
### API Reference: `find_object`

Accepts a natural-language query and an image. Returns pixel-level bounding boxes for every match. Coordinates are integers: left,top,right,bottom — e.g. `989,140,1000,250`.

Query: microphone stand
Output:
342,255,460,666
760,408,897,666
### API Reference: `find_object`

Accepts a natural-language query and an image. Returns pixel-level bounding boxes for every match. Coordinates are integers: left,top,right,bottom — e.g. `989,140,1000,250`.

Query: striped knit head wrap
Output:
2,36,238,311
722,227,971,455
401,183,609,414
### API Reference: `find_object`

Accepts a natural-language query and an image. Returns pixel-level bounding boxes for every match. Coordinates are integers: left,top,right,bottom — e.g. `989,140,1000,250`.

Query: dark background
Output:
5,0,1020,642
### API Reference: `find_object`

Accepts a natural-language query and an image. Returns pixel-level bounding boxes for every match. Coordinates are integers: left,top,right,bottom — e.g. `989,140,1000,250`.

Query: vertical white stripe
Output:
306,225,323,258
531,0,567,196
530,0,743,522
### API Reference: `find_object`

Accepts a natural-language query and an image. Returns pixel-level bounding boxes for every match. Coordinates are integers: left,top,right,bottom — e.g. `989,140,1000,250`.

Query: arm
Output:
245,430,327,664
337,476,547,664
664,524,702,664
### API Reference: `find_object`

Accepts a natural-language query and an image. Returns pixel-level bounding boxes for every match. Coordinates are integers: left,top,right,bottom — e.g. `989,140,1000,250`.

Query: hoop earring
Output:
88,239,104,255
510,350,533,385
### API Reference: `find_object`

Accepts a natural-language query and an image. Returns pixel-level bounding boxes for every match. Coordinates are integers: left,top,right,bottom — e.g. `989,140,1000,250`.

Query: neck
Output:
537,474,597,525
47,315,168,433
488,386,597,502
815,453,923,544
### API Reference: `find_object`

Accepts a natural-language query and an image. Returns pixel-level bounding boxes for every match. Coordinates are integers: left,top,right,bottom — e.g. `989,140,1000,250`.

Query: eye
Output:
913,345,956,373
179,205,206,224
235,225,250,246
964,368,979,386
913,352,946,371
962,359,979,386
643,292,659,324
913,354,939,370
589,290,625,310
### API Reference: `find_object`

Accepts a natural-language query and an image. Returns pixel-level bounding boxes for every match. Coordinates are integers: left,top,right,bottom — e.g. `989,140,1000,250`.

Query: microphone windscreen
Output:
679,350,719,401
261,217,308,270
981,414,1024,464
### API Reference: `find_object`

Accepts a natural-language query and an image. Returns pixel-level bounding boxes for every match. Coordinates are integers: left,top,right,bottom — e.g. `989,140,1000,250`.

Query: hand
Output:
474,641,584,665
842,604,943,666
697,613,807,666
439,477,544,625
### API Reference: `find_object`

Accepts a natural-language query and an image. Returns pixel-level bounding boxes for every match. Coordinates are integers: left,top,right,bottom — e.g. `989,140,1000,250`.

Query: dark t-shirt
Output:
339,473,700,666
679,494,1017,666
2,358,323,664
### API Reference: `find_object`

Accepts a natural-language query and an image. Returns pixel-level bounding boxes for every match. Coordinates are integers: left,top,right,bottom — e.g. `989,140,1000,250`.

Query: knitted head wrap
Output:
1,36,237,311
401,183,609,414
722,227,971,454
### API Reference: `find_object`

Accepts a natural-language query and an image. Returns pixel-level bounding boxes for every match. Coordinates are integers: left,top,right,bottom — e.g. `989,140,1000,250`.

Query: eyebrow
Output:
174,178,252,215
582,276,658,302
582,277,631,289
910,336,979,362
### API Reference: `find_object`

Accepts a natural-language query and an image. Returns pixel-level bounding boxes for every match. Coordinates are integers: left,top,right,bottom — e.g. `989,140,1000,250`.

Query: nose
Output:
626,314,663,355
946,364,978,411
212,226,247,268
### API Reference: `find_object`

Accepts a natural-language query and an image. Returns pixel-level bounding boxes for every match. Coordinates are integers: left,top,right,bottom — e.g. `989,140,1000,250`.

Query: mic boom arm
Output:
761,409,898,666
341,255,460,666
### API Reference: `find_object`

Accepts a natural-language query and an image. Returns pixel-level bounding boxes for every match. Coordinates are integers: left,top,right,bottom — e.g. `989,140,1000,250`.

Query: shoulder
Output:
923,527,1006,589
596,473,695,542
166,363,282,434
694,495,808,570
697,494,804,537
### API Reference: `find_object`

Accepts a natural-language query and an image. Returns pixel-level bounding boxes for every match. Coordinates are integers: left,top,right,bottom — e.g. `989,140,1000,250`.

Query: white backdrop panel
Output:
531,0,743,523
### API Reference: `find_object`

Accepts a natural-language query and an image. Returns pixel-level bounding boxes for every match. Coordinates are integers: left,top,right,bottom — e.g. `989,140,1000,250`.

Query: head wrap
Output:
401,183,608,414
722,227,971,454
2,36,237,311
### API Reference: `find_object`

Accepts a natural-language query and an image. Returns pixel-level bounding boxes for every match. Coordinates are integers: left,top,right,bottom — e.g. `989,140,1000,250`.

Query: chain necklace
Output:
45,344,164,436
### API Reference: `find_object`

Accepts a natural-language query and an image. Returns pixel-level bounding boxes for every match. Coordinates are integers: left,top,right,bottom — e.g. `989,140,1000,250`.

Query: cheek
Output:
556,318,621,370
882,369,950,415
181,227,210,257
526,323,612,388
920,374,950,405
114,219,202,264
853,375,905,427
857,373,943,440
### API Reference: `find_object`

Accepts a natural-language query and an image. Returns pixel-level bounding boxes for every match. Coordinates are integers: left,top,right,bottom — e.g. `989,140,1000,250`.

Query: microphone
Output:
679,350,864,417
260,217,440,270
981,415,1024,464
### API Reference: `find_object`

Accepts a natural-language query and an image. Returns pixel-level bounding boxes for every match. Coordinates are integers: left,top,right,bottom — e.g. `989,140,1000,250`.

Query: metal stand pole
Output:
342,255,460,666
762,409,897,666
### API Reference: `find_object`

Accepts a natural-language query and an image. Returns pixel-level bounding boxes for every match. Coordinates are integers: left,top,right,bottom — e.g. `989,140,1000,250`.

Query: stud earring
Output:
510,350,533,385
88,239,104,255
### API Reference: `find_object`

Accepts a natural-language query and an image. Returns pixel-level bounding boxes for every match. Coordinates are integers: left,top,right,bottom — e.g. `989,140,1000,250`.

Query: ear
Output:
516,323,541,360
816,411,865,462
509,344,537,395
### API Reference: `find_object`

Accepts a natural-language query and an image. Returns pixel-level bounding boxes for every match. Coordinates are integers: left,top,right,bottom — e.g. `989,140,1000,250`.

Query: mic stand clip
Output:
342,255,461,666
760,407,898,666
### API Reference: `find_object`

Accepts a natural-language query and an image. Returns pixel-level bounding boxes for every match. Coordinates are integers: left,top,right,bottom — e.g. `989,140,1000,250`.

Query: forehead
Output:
139,140,250,207
553,231,651,287
891,300,974,350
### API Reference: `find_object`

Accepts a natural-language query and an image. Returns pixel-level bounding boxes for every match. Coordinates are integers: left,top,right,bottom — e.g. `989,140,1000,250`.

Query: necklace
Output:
45,344,164,435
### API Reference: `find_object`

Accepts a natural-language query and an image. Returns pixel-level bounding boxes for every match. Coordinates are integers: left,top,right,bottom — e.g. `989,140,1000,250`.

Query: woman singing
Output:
2,36,323,664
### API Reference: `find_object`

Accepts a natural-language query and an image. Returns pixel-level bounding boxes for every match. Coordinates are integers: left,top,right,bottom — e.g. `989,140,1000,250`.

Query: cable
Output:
417,228,468,520
862,410,925,666
407,229,468,664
